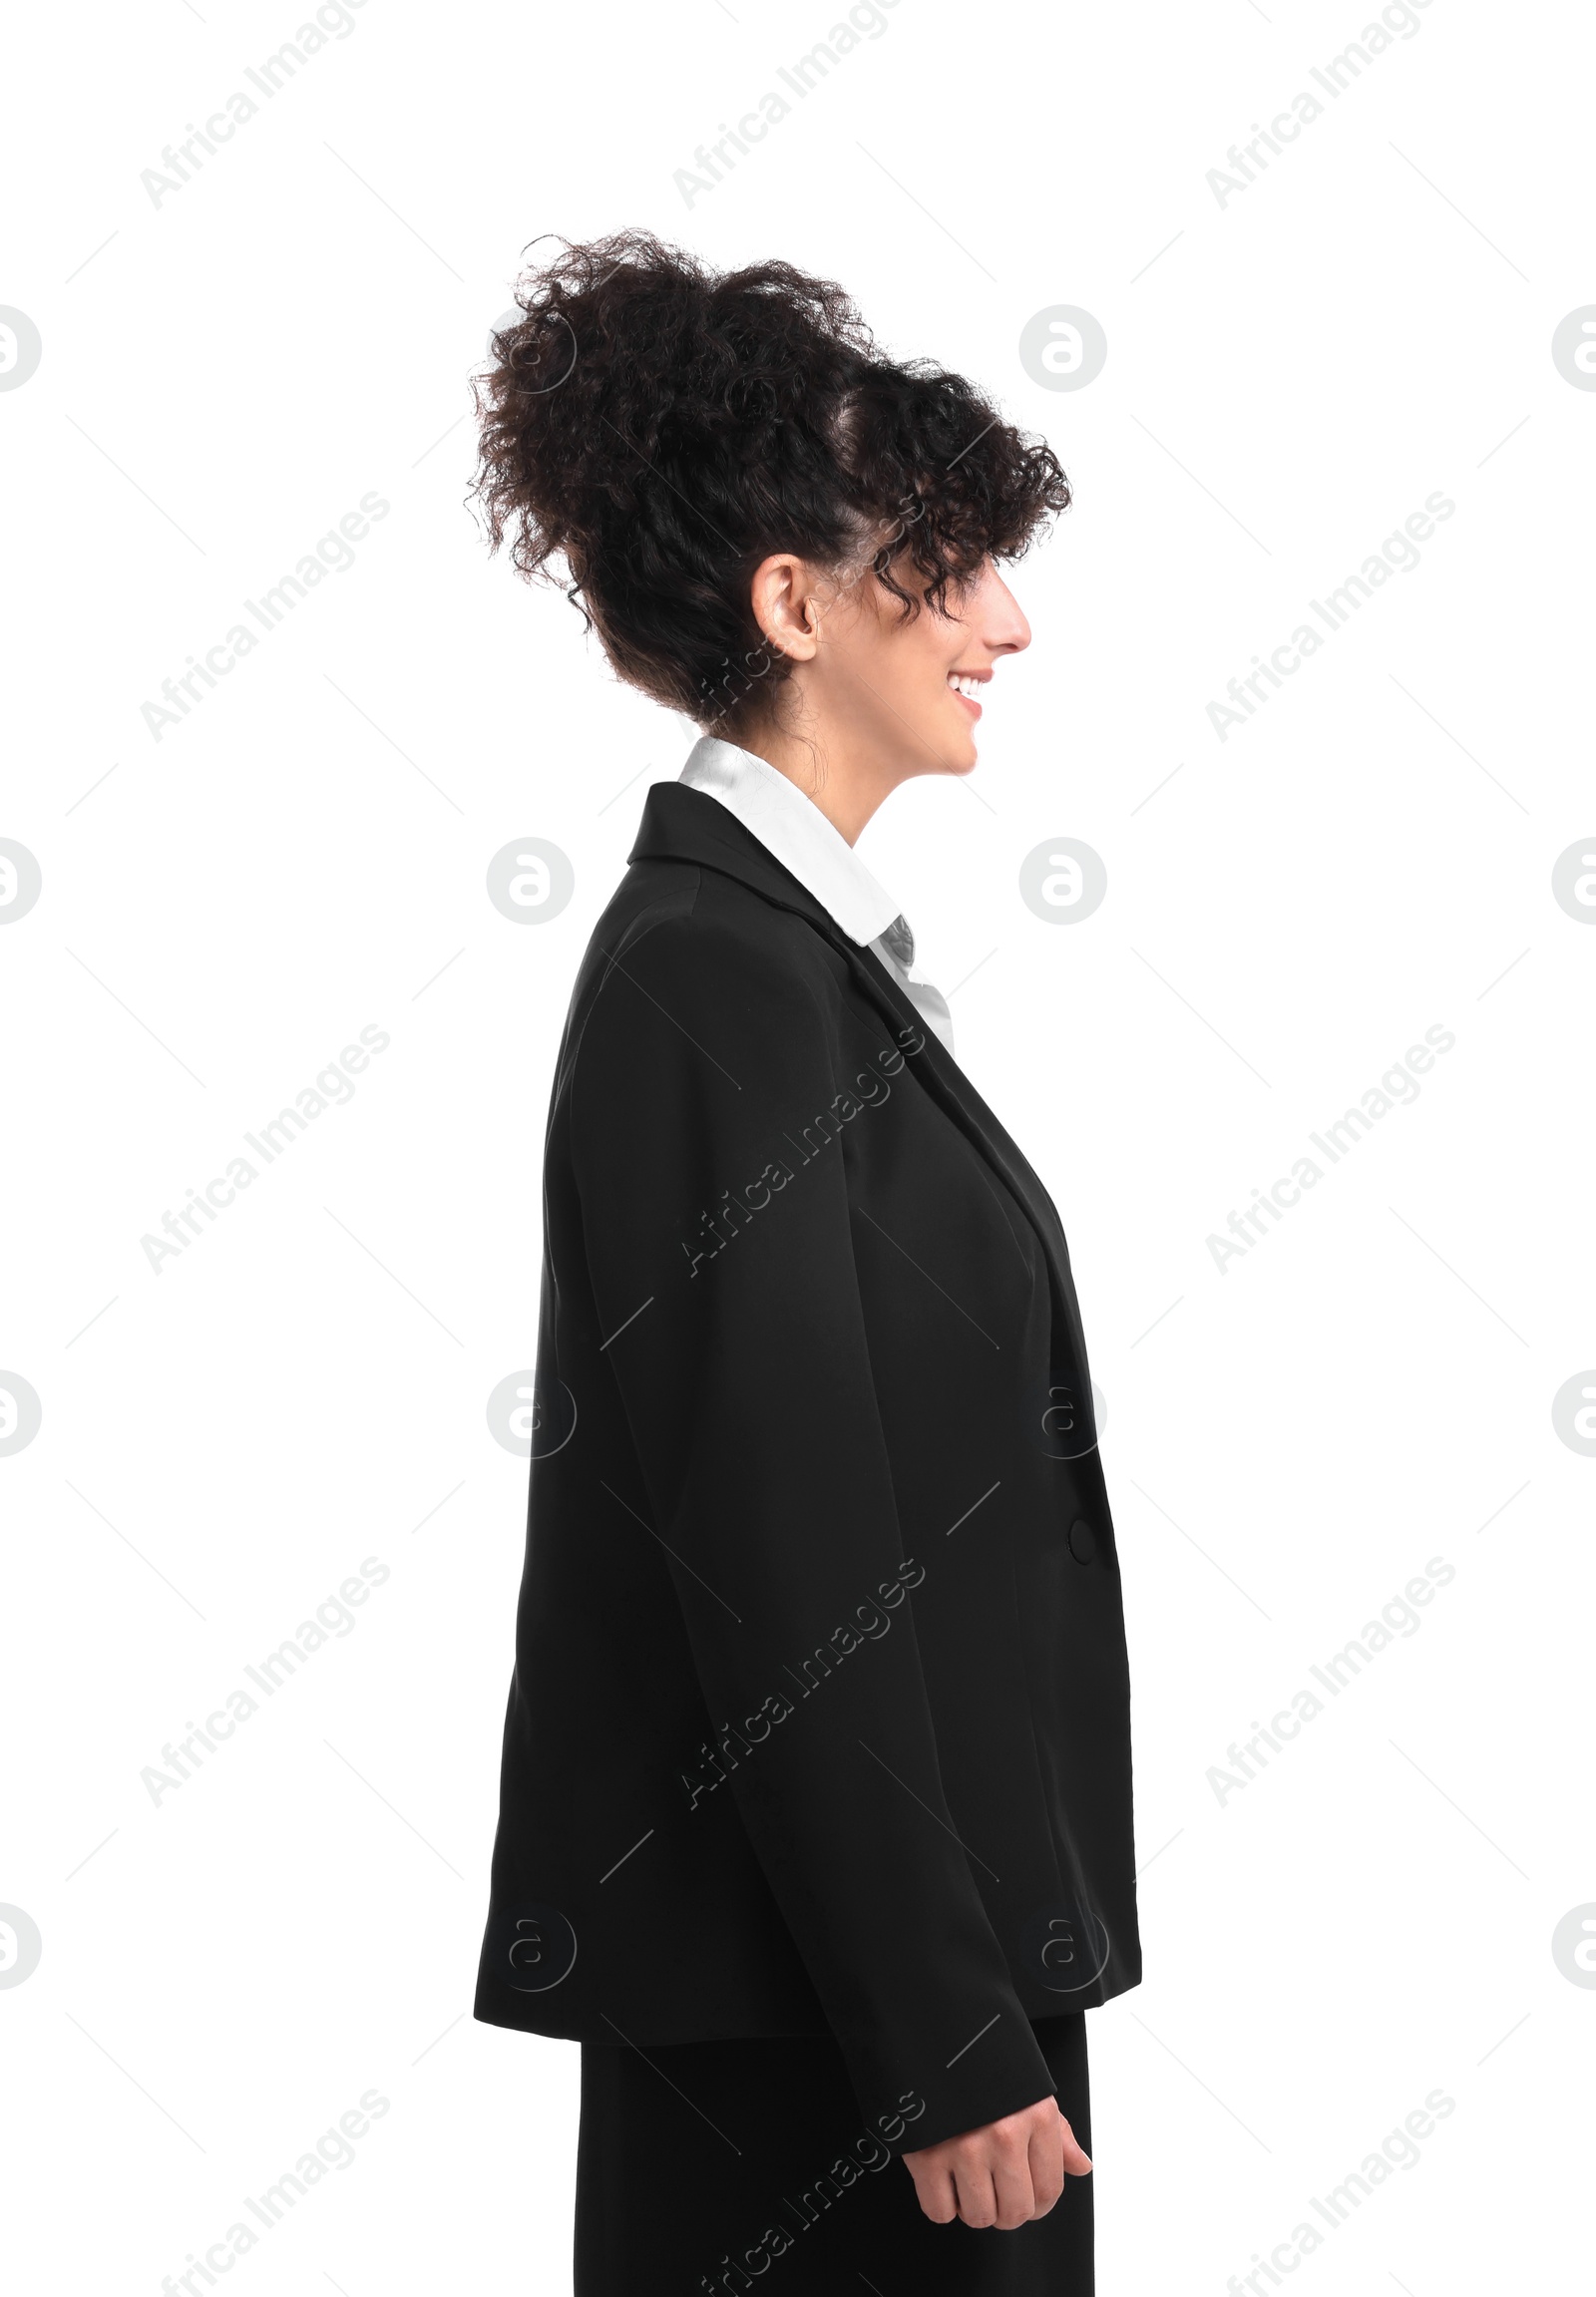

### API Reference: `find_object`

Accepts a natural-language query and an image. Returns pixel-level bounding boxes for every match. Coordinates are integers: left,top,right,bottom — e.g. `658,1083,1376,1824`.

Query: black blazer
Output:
475,780,1140,2153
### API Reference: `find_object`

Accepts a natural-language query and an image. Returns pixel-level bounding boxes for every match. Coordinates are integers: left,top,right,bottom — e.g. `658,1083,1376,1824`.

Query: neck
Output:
731,711,898,847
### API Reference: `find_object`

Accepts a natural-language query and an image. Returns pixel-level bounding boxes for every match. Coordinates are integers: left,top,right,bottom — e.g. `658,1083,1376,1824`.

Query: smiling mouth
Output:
947,669,991,719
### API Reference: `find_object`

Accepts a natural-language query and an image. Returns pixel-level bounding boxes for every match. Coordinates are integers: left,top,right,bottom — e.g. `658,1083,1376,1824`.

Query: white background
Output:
2,0,1592,2289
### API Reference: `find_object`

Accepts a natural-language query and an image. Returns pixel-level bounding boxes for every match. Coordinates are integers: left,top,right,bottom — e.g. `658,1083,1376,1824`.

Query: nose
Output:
972,558,1030,658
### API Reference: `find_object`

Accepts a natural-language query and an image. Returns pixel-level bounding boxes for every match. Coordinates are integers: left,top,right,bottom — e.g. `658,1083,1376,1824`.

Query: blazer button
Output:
1067,1518,1095,1565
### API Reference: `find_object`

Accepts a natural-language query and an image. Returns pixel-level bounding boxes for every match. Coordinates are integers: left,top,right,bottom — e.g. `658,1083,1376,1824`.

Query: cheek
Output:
852,581,966,729
906,616,963,697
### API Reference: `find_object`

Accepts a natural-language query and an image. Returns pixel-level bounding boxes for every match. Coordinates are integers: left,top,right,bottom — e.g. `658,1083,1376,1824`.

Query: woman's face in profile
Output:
809,552,1033,782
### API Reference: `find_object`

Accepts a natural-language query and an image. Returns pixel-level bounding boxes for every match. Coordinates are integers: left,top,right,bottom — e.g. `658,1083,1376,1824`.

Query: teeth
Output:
948,673,983,699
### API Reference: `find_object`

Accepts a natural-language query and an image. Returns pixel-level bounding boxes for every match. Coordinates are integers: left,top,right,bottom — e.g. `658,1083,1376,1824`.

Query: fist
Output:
903,2094,1091,2228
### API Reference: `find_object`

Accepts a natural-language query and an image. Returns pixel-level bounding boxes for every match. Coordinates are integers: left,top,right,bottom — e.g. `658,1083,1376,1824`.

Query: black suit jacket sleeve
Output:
569,899,1057,2151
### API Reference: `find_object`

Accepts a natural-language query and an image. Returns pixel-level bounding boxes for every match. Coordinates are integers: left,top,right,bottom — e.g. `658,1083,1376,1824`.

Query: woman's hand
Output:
902,2095,1091,2228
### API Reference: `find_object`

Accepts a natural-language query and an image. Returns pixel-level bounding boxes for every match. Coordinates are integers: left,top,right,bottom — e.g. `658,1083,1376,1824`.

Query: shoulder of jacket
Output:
567,864,843,1099
599,864,838,1004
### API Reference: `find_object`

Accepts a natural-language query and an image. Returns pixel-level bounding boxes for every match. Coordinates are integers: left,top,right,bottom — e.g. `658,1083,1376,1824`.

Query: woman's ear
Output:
749,553,821,662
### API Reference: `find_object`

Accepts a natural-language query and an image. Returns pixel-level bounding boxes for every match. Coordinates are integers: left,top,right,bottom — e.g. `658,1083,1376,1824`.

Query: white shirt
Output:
677,736,955,1055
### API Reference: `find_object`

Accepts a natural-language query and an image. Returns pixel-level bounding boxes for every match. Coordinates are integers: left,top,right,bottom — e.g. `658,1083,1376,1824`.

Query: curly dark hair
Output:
470,229,1071,732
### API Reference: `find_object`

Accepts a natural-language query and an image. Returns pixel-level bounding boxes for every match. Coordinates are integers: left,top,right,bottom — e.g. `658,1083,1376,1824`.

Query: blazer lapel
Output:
628,784,1100,1446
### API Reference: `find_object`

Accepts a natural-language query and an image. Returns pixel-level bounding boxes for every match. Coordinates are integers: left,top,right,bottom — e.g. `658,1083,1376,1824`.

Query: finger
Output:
1058,2116,1093,2176
952,2156,999,2228
989,2139,1037,2231
1026,2120,1066,2219
905,2159,959,2225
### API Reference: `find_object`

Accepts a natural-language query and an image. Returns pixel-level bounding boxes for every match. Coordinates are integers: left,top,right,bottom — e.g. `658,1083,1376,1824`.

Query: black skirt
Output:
574,2014,1092,2296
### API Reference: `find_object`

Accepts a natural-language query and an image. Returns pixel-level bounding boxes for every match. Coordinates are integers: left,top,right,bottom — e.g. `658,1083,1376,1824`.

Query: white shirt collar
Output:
678,735,903,948
676,734,956,1056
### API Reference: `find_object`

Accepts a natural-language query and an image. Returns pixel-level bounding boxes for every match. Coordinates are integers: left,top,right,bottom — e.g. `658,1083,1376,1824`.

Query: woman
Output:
471,231,1139,2295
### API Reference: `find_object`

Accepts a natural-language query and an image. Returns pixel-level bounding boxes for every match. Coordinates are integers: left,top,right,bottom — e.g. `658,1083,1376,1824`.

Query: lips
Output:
948,668,989,722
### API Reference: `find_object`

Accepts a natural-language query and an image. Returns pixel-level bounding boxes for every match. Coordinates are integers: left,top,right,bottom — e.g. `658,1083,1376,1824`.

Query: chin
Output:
905,716,978,778
936,702,981,775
